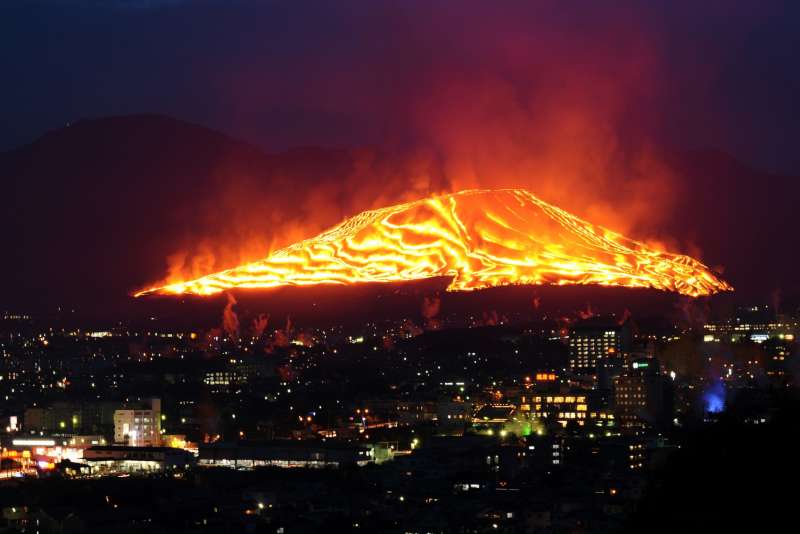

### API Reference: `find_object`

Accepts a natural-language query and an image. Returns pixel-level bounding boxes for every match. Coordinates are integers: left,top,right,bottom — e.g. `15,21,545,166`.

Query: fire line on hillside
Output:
136,189,732,298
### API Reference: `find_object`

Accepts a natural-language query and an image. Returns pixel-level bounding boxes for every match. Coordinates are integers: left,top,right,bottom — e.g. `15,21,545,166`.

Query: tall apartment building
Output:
568,317,631,374
613,359,671,430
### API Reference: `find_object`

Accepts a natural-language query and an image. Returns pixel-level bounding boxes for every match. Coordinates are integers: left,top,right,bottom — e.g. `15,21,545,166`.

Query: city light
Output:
0,3,794,531
12,439,56,447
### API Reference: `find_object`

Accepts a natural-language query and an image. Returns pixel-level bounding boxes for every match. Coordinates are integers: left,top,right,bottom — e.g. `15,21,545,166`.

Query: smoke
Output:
675,297,711,329
251,313,269,339
399,319,423,338
479,311,497,327
473,310,508,327
294,331,314,347
7,1,796,305
204,327,222,353
146,2,716,287
577,303,596,320
267,316,294,353
222,292,239,340
421,296,441,320
421,295,442,330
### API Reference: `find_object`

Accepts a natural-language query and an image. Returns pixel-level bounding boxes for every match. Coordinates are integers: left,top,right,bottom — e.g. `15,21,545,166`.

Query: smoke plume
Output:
222,292,239,340
422,295,442,330
577,303,596,320
251,313,269,339
267,316,294,353
146,2,716,289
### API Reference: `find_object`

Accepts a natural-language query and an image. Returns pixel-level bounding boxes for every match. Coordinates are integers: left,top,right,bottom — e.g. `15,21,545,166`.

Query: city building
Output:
524,393,615,428
203,358,273,389
568,317,631,374
703,305,798,343
23,401,119,435
436,400,471,435
613,359,671,430
198,440,375,469
524,435,568,468
472,404,516,428
113,399,162,447
83,445,195,474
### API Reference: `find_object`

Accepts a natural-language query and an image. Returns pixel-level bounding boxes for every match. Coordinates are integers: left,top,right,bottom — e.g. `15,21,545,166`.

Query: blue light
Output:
703,380,726,413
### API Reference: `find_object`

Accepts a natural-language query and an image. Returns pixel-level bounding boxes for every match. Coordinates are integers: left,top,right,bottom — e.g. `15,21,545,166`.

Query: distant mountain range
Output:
2,114,796,314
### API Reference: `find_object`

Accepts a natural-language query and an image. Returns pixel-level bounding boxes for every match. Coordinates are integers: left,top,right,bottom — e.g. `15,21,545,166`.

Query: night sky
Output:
1,0,799,314
3,1,799,171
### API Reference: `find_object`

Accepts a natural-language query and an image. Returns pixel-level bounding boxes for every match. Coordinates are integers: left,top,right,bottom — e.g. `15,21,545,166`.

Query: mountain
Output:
139,189,730,298
1,115,796,315
666,149,798,302
0,115,359,311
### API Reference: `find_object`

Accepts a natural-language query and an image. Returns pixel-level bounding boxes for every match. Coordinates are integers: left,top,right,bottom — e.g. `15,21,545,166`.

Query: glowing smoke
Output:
222,293,239,340
578,303,596,320
251,313,269,339
421,295,441,330
267,316,293,352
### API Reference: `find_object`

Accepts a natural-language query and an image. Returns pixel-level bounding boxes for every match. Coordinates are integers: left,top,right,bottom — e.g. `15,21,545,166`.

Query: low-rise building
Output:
199,440,374,469
83,445,195,474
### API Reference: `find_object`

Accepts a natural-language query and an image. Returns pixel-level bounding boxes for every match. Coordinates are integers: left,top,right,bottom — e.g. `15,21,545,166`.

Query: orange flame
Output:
136,189,731,297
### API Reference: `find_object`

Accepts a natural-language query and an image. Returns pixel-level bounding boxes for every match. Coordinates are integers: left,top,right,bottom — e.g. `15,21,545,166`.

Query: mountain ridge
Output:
1,114,796,310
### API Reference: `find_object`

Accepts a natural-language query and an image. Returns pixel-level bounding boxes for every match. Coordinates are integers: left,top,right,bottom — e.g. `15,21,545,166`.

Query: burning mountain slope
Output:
138,189,731,297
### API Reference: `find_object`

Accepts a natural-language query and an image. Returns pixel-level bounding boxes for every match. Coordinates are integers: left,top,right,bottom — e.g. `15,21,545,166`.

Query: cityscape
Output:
2,1,799,533
1,293,797,532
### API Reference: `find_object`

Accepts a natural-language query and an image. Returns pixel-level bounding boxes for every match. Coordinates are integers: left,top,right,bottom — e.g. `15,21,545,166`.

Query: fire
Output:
137,189,731,297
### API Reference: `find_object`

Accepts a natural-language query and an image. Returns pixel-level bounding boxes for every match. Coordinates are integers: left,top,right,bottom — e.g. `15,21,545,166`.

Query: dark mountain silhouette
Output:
667,148,798,303
1,114,796,316
1,115,356,312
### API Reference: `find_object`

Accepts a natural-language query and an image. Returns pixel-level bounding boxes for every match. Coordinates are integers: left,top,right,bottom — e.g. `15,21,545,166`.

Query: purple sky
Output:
1,0,798,174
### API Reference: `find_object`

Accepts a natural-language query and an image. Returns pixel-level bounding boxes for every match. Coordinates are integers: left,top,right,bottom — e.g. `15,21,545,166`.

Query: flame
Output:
137,189,731,297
